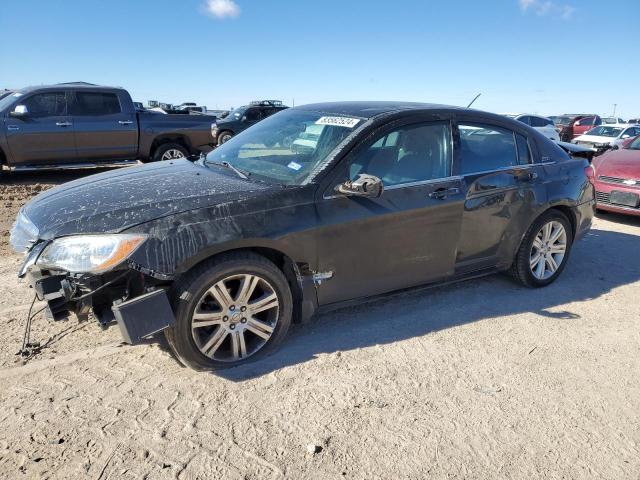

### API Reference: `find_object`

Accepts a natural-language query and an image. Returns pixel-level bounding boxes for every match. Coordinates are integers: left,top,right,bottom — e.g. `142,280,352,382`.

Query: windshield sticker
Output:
316,116,361,128
287,161,302,171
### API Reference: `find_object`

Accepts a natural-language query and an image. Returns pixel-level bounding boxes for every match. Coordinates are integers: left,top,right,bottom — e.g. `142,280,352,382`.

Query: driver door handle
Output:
55,121,72,127
118,120,133,125
429,187,460,200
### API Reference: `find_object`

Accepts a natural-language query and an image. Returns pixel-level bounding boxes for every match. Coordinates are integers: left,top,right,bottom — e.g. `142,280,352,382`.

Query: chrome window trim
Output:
384,175,463,191
460,161,555,178
323,175,463,200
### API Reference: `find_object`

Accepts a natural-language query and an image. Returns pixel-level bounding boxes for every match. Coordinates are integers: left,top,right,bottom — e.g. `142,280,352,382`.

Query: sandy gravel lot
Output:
0,172,639,479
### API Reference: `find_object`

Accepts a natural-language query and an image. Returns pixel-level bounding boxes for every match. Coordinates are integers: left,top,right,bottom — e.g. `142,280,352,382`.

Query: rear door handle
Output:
429,187,460,199
514,171,538,182
7,125,19,131
55,122,72,127
118,120,133,125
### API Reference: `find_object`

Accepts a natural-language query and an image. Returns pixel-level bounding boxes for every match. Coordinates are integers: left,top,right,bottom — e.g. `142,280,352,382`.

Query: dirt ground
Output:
0,172,639,480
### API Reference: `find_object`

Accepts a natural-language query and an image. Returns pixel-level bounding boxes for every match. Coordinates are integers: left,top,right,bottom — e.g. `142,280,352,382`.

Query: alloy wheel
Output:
161,149,186,161
529,220,567,280
191,274,279,362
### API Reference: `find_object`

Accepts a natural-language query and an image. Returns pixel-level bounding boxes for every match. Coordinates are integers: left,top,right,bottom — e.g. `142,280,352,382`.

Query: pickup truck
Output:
0,83,216,171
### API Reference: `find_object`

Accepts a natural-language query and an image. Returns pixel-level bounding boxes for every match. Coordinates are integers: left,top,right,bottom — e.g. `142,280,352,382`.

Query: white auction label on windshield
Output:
316,116,361,128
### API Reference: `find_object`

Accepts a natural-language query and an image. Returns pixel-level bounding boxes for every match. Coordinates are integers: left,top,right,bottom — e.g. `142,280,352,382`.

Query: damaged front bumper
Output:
23,257,176,345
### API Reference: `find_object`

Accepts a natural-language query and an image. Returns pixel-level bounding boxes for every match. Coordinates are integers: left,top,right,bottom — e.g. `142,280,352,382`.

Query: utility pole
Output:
613,104,617,117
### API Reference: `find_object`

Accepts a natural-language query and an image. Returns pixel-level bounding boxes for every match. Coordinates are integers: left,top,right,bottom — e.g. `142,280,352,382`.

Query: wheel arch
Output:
509,202,578,268
174,243,314,324
150,134,192,157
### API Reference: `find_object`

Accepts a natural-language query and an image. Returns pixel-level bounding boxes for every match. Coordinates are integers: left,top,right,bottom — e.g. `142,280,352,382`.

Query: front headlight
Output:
37,234,146,273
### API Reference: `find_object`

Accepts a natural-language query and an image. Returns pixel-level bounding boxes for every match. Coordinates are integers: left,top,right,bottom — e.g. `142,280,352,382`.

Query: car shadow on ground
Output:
595,210,640,227
207,227,640,381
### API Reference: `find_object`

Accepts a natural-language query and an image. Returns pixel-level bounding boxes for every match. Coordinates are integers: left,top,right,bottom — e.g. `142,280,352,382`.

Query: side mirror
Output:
621,134,631,139
334,174,384,198
9,105,28,117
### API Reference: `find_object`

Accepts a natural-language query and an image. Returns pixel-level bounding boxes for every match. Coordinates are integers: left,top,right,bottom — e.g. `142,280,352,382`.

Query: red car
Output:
557,114,601,142
592,135,640,216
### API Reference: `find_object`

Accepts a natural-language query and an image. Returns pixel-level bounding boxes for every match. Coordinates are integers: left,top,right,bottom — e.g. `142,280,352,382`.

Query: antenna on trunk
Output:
467,93,481,108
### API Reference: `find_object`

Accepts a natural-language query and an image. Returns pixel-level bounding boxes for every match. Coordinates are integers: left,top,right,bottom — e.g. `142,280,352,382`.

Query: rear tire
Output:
165,252,293,371
510,210,573,288
152,143,189,162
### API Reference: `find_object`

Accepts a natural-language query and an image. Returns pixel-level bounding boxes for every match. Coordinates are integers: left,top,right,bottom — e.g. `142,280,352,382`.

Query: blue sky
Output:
1,0,638,117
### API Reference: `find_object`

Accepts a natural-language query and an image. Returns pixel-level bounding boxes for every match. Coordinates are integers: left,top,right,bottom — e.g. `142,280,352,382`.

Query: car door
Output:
313,119,465,305
69,90,138,161
573,116,601,137
5,90,76,165
454,120,544,274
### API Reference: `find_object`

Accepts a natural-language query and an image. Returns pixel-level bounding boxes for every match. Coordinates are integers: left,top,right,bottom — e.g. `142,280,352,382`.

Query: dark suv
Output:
212,100,288,145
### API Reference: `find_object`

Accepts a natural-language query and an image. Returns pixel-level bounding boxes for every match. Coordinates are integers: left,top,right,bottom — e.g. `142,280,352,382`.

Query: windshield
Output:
227,106,247,120
585,126,623,137
627,136,640,150
205,109,363,185
0,92,23,111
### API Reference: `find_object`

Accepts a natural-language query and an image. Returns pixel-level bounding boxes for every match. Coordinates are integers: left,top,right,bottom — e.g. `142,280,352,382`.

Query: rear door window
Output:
458,124,520,174
22,92,67,117
71,92,122,115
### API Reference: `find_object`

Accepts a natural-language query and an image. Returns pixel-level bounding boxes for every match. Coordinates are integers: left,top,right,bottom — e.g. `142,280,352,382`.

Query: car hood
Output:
21,160,272,239
573,135,616,144
594,149,640,178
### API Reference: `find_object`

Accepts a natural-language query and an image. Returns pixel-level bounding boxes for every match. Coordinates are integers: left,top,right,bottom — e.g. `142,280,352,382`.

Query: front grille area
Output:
596,191,640,209
598,175,640,187
595,191,610,204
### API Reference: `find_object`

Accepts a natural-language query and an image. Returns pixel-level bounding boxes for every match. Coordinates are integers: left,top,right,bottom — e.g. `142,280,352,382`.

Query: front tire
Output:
165,252,293,371
217,131,233,146
510,210,573,288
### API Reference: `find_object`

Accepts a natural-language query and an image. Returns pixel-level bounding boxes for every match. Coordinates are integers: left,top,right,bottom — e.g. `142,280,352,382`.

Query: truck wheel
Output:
217,131,233,146
153,143,189,162
164,252,293,371
509,210,573,288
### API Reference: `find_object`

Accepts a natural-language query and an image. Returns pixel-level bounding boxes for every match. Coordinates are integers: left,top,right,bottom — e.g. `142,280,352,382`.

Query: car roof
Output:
293,101,464,119
16,82,124,94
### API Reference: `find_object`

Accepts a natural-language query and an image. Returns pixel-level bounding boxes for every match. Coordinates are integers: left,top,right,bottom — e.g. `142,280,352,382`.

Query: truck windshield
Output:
0,92,23,111
205,109,363,185
586,126,623,137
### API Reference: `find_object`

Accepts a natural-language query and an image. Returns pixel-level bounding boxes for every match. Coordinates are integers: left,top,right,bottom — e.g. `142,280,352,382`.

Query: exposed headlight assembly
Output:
37,234,146,274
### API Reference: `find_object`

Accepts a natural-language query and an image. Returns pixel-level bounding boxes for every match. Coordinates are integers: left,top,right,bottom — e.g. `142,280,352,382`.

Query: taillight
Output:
584,165,595,184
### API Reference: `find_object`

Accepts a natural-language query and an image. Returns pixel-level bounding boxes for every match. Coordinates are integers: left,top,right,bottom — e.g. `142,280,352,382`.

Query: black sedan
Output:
10,102,595,370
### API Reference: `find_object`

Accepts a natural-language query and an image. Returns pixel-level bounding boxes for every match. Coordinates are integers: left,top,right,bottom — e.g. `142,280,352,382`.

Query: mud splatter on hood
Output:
22,160,272,239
